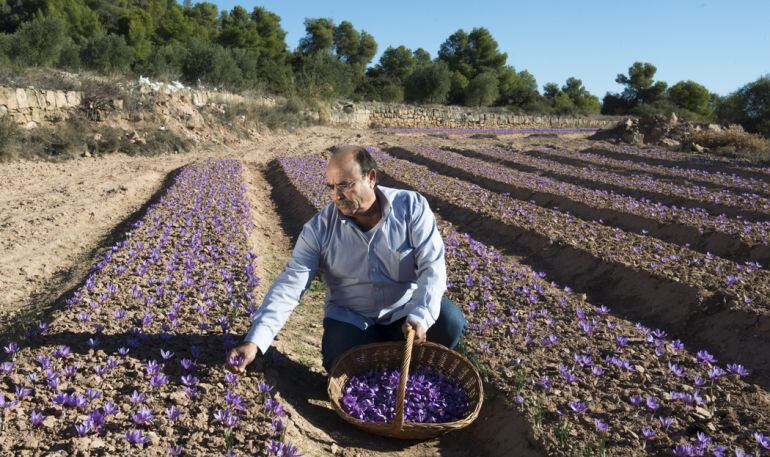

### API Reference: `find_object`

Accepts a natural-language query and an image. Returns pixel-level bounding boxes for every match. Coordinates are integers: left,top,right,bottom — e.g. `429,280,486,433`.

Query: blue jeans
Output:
321,296,467,372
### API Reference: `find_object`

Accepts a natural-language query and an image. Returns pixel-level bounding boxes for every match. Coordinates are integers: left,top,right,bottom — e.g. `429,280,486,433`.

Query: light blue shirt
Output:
244,185,447,355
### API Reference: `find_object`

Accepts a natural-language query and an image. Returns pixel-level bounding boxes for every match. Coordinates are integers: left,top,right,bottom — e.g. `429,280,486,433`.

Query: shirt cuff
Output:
406,305,437,331
243,324,274,356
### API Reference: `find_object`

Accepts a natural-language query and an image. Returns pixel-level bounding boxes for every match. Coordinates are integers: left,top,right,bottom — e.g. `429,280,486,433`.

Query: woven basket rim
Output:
327,339,484,429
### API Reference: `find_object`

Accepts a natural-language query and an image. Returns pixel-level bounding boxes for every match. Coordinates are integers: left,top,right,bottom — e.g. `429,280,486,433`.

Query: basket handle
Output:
393,325,415,432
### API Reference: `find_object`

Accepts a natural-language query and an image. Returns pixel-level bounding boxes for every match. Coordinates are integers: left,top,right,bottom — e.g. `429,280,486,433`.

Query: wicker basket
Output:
327,328,484,439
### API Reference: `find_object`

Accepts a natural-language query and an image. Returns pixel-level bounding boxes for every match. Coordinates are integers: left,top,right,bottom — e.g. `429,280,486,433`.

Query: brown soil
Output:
2,128,768,456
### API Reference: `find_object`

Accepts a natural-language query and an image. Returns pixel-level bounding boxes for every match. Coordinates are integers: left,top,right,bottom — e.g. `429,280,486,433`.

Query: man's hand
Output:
226,342,259,374
402,321,427,344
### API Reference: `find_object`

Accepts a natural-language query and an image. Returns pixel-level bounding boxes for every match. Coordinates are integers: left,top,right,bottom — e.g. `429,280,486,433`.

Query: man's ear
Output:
368,169,377,187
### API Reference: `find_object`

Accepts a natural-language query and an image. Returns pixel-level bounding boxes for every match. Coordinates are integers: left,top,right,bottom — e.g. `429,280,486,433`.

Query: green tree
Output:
438,27,507,80
715,75,770,137
413,48,431,65
465,71,499,106
497,66,538,107
80,33,134,73
45,0,103,44
181,38,243,88
667,80,712,116
298,18,334,54
615,61,668,105
154,2,193,45
543,82,560,99
404,61,451,104
6,15,68,67
294,51,355,100
118,8,153,61
332,20,359,62
562,77,600,113
377,45,416,82
185,2,219,43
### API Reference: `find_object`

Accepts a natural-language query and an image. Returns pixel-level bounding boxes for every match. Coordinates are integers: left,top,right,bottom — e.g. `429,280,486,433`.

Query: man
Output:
227,145,467,374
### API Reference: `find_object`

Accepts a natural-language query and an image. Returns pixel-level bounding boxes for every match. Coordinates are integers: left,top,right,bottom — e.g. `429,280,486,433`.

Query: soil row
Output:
443,144,770,220
389,145,770,266
521,144,770,197
0,159,294,456
585,144,770,182
273,152,770,457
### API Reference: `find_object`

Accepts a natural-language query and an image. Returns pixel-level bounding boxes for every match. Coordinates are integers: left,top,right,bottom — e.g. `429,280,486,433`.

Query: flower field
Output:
3,129,769,457
272,149,770,456
387,145,769,265
0,159,297,456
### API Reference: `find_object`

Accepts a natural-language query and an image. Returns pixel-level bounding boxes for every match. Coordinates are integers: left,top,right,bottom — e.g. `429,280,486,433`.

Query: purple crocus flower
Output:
166,406,182,422
568,402,587,414
124,429,149,446
696,350,716,365
727,364,749,377
645,396,660,411
755,433,770,450
131,406,154,425
29,410,46,427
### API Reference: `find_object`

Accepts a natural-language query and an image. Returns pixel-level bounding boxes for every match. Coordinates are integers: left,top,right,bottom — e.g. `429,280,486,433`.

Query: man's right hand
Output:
226,342,259,374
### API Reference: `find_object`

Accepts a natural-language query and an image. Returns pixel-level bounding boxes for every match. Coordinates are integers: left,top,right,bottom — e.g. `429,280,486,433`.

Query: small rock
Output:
706,124,722,132
660,138,681,148
147,431,160,446
691,143,705,153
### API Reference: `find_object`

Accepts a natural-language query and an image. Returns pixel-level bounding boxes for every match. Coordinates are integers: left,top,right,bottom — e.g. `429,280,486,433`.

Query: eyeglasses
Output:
324,178,362,193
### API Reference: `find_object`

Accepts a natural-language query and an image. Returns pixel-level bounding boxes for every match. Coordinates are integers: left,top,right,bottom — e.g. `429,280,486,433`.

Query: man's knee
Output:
429,296,467,348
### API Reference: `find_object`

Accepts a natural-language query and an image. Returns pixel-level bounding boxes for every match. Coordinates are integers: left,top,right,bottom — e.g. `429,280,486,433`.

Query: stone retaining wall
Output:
329,101,622,129
0,86,82,126
0,84,278,127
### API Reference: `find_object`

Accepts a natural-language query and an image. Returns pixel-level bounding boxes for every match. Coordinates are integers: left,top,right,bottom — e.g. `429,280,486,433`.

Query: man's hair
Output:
331,145,380,180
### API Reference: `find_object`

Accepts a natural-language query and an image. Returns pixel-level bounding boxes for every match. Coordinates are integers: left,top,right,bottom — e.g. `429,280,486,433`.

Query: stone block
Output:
45,91,56,109
16,89,28,109
55,91,67,109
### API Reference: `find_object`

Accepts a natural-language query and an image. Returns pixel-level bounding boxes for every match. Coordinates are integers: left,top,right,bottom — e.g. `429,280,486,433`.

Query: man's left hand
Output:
402,321,427,344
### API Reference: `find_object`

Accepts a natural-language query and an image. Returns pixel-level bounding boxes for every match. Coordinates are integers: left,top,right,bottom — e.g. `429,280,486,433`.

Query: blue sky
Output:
209,0,769,97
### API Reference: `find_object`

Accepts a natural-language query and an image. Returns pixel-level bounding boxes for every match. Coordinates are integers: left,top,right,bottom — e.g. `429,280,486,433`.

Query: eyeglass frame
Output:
323,176,365,193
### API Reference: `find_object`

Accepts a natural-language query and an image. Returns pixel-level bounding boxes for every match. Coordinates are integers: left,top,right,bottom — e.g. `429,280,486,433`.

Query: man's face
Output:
325,152,376,217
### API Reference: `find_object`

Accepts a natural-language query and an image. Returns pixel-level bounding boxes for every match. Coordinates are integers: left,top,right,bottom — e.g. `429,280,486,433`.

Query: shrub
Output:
404,61,451,104
715,75,770,138
80,33,135,74
464,71,499,107
181,39,243,89
294,52,354,101
6,16,68,67
692,127,770,162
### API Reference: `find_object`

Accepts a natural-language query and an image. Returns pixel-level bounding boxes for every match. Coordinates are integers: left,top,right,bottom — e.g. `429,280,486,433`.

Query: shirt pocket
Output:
386,247,416,282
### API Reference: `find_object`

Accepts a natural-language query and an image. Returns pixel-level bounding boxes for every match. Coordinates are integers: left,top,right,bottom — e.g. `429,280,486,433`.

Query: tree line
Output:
0,1,767,136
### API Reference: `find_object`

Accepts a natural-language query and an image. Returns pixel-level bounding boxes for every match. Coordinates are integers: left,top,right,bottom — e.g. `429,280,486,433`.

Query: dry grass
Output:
692,127,770,163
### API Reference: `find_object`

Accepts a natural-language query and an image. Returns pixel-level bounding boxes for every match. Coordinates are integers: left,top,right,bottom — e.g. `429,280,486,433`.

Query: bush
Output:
0,115,20,160
715,75,770,138
80,33,135,74
404,61,451,104
294,52,354,101
6,16,68,67
692,127,770,163
182,39,243,89
631,99,708,122
140,44,186,81
668,80,712,117
464,71,499,106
